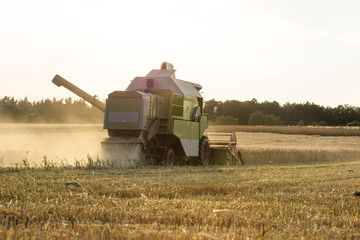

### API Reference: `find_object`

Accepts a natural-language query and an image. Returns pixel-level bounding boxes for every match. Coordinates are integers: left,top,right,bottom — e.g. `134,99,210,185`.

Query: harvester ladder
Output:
158,98,170,133
170,93,184,117
158,94,184,133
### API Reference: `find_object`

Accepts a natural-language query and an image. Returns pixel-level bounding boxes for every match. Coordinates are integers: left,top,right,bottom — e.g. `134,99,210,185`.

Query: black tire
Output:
163,147,176,166
198,136,210,166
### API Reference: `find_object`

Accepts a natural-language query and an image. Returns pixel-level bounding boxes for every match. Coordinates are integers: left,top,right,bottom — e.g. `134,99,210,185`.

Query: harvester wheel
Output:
199,136,210,166
163,148,176,166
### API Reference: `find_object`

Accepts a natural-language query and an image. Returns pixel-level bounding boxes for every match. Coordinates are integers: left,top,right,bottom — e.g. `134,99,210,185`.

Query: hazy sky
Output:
1,0,359,107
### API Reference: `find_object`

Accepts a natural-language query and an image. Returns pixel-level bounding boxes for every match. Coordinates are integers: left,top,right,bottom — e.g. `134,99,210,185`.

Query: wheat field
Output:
1,124,360,238
208,125,360,136
235,131,360,165
1,124,360,167
2,162,360,239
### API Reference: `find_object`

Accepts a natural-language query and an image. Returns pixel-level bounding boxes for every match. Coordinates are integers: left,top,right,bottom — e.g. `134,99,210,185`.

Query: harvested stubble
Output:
2,162,360,239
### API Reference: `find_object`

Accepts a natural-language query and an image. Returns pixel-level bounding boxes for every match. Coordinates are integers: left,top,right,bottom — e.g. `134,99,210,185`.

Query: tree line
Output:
0,96,103,123
1,96,360,126
204,98,360,126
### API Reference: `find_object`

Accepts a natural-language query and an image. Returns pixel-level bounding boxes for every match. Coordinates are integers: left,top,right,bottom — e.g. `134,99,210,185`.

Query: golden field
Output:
208,125,360,136
235,131,360,165
1,124,360,239
1,124,360,167
2,162,360,239
207,125,360,165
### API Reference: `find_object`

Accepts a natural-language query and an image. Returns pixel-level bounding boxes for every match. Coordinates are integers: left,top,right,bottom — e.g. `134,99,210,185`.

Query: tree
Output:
0,96,104,123
347,121,360,126
248,110,265,125
297,119,305,126
214,115,238,125
248,110,283,125
263,114,283,125
203,99,222,121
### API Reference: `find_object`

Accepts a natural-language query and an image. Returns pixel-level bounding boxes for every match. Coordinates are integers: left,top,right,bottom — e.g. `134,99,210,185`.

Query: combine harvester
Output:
52,62,243,166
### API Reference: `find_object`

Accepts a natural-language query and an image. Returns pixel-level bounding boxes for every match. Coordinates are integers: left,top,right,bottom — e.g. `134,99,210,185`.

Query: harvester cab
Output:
52,62,242,166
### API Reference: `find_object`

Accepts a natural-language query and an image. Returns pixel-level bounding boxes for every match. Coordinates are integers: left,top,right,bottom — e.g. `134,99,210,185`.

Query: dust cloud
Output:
100,142,144,168
0,124,143,168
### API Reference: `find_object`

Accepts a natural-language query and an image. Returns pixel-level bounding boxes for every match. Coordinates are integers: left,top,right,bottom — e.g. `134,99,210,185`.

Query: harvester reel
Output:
199,136,210,166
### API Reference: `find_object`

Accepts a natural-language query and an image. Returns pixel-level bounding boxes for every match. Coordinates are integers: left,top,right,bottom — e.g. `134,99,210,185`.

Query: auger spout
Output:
52,74,105,112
